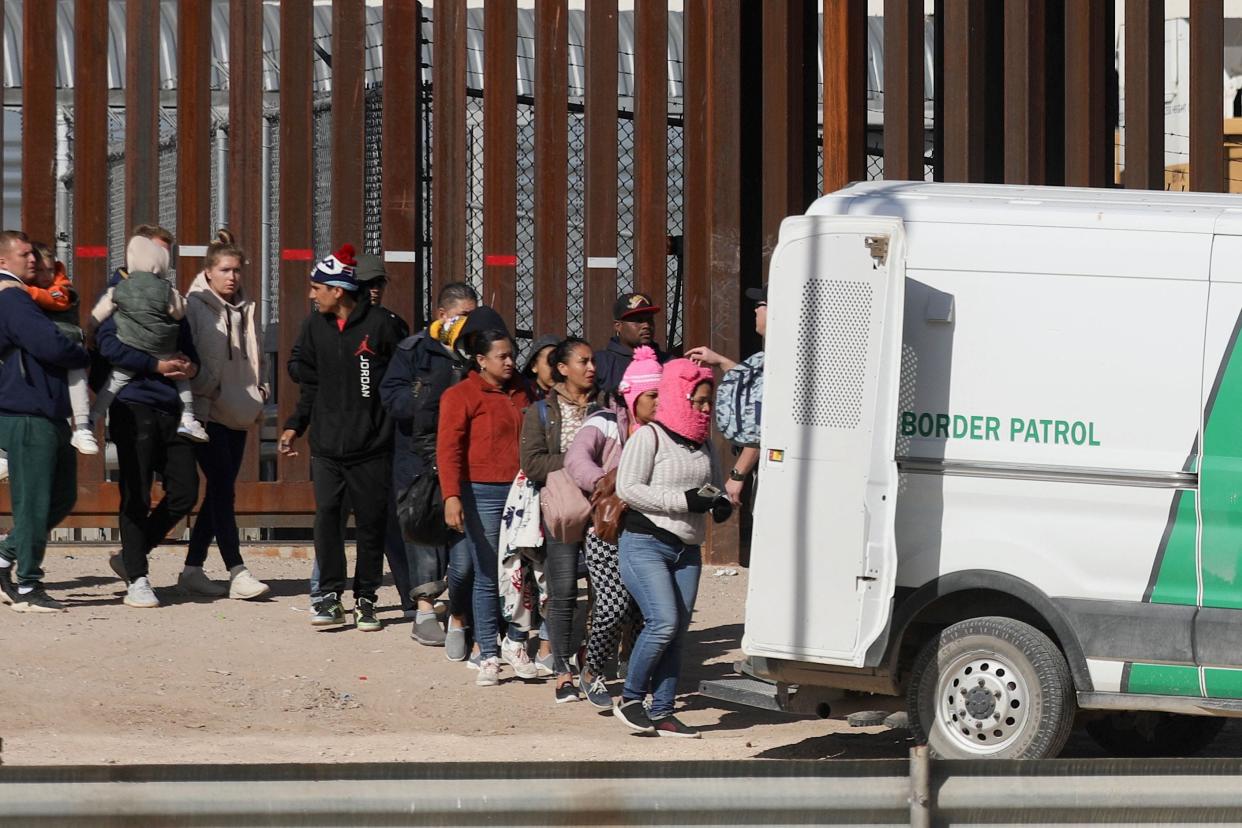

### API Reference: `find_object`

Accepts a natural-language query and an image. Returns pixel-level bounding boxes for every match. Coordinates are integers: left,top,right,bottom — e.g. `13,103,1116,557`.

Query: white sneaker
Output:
228,566,270,600
70,427,99,455
501,637,539,680
124,576,160,608
0,455,8,482
475,657,500,687
177,566,227,597
177,418,209,443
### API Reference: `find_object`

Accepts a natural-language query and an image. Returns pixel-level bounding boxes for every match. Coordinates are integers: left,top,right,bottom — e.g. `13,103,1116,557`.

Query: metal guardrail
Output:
5,754,1242,825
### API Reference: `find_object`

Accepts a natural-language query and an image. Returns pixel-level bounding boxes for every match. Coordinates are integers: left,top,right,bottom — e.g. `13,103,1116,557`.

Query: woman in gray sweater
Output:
614,358,732,737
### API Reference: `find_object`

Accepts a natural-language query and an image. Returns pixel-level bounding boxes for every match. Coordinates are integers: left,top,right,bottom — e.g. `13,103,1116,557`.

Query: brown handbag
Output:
590,467,627,545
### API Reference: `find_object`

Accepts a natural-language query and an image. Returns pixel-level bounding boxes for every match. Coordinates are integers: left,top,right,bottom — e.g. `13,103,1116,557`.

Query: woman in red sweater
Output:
437,327,535,687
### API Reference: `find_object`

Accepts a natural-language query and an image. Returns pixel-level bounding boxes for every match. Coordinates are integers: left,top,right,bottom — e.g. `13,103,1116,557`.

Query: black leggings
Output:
544,536,581,674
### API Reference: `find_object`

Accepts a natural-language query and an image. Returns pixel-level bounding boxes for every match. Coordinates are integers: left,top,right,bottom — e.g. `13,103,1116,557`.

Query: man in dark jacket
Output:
593,292,668,394
379,281,480,652
0,230,91,612
98,311,201,609
279,245,406,631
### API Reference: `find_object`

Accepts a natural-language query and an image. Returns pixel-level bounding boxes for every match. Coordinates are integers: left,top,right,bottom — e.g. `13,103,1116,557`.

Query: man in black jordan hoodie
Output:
279,245,406,632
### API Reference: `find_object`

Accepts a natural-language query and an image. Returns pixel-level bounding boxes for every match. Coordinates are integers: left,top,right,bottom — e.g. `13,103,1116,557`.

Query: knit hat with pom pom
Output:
310,243,359,291
618,345,663,419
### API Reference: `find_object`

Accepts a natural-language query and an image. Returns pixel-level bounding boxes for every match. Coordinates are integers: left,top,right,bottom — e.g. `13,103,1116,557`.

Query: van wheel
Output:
906,616,1076,759
1085,712,1226,757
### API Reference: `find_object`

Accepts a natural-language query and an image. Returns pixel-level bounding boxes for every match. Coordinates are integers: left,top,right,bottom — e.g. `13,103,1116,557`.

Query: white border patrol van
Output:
737,181,1242,759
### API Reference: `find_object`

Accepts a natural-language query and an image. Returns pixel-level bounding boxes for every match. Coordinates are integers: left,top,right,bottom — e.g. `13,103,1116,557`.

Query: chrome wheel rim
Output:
935,652,1030,755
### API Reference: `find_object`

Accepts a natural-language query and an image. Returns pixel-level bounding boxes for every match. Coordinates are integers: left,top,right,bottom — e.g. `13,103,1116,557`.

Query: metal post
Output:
1004,0,1047,184
74,0,110,486
432,0,468,297
21,0,56,239
178,0,213,287
584,0,620,347
278,0,315,484
126,0,160,229
822,0,867,192
1190,0,1224,192
909,745,931,828
634,0,668,301
883,0,924,181
1124,0,1164,191
483,0,518,327
382,0,421,329
534,0,569,338
332,0,366,244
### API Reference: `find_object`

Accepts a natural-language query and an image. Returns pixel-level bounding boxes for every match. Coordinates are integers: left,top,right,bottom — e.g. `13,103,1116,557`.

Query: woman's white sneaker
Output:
228,566,270,600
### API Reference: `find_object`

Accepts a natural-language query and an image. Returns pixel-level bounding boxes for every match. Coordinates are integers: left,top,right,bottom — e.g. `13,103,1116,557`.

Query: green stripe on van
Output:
1148,490,1198,606
1126,663,1201,696
1204,668,1242,698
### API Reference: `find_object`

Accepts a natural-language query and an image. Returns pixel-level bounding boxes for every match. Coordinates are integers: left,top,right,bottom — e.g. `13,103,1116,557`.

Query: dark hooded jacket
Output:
593,336,668,395
282,296,406,462
0,273,90,419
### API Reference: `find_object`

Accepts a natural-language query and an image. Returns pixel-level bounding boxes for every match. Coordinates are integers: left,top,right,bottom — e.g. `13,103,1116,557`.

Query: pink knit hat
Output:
618,346,663,417
654,358,715,444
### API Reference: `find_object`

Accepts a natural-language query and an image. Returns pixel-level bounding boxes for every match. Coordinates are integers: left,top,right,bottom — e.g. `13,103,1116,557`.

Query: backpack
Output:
715,350,764,447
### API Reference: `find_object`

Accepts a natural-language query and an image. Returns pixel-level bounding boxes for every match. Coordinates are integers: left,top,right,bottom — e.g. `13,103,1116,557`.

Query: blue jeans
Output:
445,531,474,627
619,532,702,718
463,482,514,659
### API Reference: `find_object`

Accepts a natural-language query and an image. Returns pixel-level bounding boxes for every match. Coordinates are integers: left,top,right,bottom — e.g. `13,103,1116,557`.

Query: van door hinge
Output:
859,542,882,583
865,235,889,265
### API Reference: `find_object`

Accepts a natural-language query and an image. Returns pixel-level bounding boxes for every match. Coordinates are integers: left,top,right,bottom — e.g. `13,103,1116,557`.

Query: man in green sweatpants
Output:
0,230,90,612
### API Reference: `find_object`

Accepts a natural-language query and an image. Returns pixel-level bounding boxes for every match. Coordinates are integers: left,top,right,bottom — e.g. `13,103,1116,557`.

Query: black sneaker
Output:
310,593,346,626
613,699,655,734
555,681,581,704
0,561,16,605
11,586,66,614
650,714,701,739
354,597,381,632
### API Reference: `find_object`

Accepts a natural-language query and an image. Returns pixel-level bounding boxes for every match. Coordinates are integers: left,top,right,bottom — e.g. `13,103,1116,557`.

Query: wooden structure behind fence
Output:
0,0,1228,563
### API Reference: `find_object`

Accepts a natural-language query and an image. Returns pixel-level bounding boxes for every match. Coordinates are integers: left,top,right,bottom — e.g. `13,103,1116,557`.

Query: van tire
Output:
907,616,1076,759
1084,712,1226,757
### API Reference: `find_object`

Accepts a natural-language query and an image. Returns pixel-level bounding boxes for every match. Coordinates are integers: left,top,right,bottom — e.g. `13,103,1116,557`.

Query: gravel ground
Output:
2,548,1239,765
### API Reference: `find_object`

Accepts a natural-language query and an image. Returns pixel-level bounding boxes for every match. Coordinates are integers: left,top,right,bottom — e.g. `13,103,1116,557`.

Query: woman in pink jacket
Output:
564,346,662,709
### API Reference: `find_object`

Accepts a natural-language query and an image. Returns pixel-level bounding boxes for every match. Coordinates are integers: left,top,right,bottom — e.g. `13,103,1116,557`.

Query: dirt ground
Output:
2,548,1240,766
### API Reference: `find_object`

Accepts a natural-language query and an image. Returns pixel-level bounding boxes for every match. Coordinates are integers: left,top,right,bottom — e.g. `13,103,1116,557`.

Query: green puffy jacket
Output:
112,270,180,355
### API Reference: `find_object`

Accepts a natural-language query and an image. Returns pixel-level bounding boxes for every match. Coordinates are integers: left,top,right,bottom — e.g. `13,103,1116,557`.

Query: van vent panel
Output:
794,279,873,429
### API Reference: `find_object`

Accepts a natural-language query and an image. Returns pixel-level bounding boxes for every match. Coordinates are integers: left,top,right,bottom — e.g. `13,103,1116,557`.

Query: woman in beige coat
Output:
178,230,270,600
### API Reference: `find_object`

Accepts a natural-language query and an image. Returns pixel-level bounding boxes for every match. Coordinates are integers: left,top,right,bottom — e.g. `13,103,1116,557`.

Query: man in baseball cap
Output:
593,291,668,394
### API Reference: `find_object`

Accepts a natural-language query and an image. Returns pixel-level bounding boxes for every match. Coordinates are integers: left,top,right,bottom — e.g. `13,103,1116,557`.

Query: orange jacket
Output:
26,265,74,312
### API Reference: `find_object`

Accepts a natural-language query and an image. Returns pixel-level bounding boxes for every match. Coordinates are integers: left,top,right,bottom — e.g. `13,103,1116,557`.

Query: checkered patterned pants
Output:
584,530,642,675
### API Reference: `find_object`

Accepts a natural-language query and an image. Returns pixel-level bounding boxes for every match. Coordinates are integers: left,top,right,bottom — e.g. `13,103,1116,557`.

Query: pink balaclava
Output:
618,346,663,423
654,358,714,444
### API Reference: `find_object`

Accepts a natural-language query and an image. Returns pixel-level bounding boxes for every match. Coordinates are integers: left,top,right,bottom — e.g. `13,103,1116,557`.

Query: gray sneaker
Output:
124,576,160,609
411,615,447,646
445,626,469,661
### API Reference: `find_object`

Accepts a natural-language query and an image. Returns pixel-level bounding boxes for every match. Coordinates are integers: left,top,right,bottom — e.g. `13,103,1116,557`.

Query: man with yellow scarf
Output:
379,282,484,657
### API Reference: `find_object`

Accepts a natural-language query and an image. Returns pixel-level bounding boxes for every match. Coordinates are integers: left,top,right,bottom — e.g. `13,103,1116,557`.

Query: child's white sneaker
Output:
70,427,100,455
178,417,209,443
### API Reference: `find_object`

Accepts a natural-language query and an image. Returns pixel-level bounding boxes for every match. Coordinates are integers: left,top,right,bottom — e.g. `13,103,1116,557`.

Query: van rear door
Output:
743,216,906,668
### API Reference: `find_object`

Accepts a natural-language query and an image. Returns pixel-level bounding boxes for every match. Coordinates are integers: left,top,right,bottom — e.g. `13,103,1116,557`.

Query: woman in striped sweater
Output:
613,358,733,737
